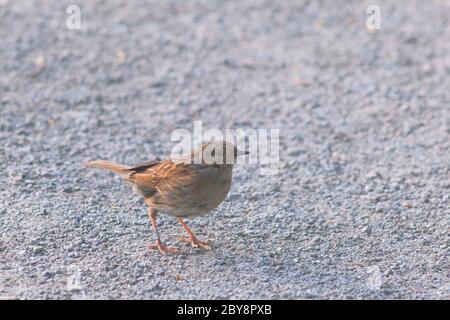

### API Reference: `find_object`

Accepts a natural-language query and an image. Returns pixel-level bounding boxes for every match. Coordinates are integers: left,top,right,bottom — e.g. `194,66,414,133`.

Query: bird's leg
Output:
147,207,180,254
177,217,211,250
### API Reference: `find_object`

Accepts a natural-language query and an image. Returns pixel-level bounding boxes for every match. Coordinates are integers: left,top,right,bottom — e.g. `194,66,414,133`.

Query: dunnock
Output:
85,141,248,254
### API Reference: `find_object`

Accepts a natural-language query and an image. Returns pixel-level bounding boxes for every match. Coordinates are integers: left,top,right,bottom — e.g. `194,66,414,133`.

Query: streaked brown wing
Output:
122,159,164,198
124,159,190,196
150,160,196,190
127,159,161,172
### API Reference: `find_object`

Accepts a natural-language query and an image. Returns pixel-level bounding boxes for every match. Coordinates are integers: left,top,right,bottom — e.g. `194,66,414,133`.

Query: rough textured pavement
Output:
0,0,449,299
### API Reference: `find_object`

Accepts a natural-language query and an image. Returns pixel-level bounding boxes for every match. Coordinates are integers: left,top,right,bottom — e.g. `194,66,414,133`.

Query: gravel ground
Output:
0,0,449,299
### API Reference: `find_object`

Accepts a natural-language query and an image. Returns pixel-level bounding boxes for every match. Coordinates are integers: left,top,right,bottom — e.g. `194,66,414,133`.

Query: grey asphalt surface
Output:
0,0,449,299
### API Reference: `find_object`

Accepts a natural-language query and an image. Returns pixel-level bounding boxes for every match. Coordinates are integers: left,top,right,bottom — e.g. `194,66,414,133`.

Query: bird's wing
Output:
123,160,188,192
125,157,216,198
121,159,163,198
127,159,161,172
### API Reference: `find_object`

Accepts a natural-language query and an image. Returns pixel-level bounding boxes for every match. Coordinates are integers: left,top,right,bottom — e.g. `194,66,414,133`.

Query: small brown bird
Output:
85,141,248,254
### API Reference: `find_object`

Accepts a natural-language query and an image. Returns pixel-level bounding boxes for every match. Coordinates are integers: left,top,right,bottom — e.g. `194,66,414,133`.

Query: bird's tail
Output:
84,160,131,175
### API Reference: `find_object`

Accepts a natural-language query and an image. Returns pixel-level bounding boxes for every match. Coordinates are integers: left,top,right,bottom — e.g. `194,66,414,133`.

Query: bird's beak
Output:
237,149,249,156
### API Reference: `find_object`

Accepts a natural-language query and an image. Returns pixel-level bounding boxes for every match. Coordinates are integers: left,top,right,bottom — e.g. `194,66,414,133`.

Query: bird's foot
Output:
148,240,181,254
179,235,211,250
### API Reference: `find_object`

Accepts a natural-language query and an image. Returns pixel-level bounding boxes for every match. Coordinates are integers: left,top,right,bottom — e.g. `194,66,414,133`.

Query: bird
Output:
85,140,248,254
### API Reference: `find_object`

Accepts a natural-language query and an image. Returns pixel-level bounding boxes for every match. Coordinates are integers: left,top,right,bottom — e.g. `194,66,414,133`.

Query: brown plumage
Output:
85,141,247,254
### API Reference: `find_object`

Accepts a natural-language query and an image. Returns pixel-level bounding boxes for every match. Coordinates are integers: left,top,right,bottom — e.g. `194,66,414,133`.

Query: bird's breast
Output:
150,165,233,217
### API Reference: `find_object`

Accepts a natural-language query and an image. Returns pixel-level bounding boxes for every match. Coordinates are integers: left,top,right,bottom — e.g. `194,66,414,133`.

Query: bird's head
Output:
197,140,248,165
